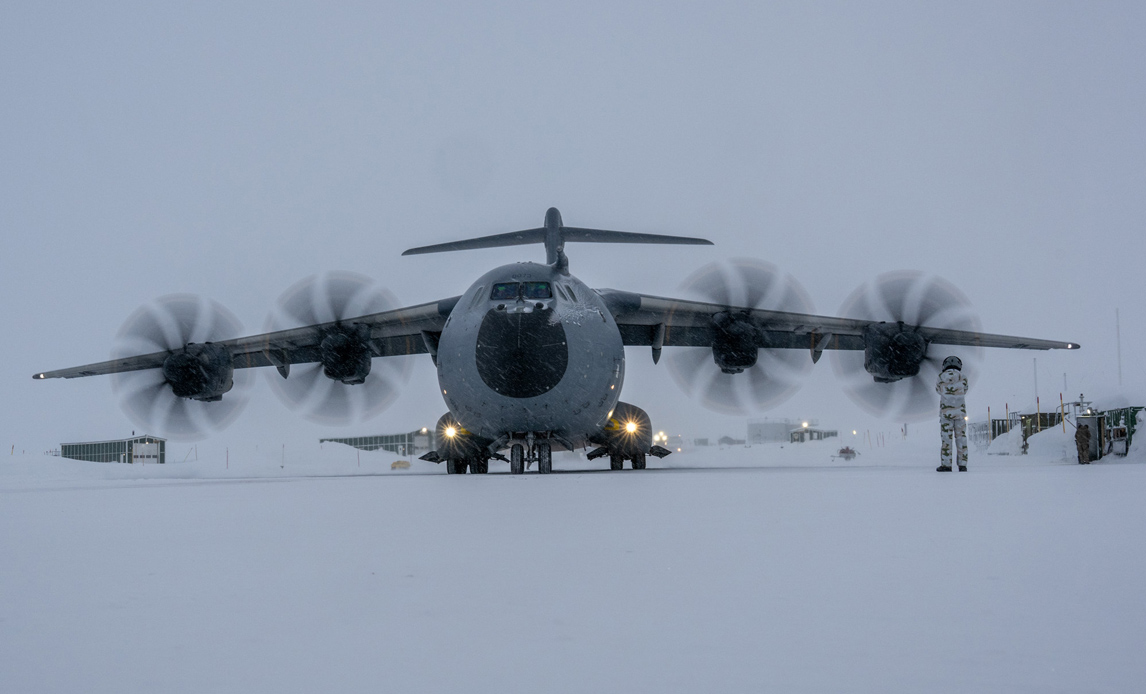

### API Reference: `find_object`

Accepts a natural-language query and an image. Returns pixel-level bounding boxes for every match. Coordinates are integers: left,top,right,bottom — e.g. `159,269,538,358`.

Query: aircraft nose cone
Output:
476,308,568,398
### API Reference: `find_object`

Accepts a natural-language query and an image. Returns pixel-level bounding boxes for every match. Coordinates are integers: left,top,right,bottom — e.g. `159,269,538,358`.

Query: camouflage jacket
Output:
935,367,968,407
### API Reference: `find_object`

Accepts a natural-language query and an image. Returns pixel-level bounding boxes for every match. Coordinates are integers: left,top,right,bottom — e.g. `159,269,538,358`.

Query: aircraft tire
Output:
510,444,525,475
447,459,468,474
609,453,624,471
631,452,646,470
537,442,552,474
470,459,488,474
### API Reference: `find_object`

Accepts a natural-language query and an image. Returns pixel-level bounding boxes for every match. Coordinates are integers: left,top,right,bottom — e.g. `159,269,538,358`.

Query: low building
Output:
320,429,435,456
60,435,165,464
790,428,838,443
748,419,796,444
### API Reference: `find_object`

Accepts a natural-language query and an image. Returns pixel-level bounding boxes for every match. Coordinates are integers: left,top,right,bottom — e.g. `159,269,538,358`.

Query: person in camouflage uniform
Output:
935,355,968,472
1075,423,1091,465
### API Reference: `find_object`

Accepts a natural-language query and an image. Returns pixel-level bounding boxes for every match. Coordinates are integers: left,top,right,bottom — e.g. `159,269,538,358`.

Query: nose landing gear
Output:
507,437,553,474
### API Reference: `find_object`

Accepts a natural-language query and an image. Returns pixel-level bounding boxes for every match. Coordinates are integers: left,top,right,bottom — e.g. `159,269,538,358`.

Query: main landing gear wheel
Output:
631,452,646,470
447,459,468,474
510,444,525,475
610,453,624,471
537,442,552,474
470,460,488,474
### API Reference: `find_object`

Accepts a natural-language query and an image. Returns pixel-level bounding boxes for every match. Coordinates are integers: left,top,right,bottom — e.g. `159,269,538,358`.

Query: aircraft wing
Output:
596,289,1078,354
33,296,460,380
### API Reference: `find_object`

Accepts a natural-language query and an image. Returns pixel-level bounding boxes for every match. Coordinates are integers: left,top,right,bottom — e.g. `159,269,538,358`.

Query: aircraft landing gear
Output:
536,441,552,474
510,444,525,475
470,459,488,474
446,459,468,474
610,452,624,471
631,451,646,470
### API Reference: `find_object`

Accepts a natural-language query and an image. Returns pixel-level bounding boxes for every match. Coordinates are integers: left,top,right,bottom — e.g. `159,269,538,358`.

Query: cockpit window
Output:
522,282,552,299
490,283,520,300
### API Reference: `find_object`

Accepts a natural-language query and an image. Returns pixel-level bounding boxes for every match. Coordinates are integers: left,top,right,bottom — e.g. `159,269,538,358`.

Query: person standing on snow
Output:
1075,423,1092,465
935,355,969,472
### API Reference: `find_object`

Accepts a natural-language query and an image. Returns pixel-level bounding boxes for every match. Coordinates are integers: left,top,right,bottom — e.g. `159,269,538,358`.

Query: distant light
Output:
421,427,428,434
964,416,968,421
802,422,809,428
625,421,637,433
658,431,665,437
445,427,456,438
677,448,681,452
853,430,857,435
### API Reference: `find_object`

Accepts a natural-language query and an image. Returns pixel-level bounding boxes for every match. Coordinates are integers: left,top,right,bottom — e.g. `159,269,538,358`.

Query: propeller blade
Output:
667,259,814,415
265,272,410,425
831,272,983,420
112,294,250,440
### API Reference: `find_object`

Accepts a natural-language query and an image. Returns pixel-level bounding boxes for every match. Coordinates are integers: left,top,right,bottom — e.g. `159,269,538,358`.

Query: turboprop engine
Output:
862,323,928,383
319,323,373,384
162,343,235,401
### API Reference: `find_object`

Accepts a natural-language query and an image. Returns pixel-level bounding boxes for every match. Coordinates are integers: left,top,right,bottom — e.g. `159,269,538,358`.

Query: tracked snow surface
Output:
3,426,1145,694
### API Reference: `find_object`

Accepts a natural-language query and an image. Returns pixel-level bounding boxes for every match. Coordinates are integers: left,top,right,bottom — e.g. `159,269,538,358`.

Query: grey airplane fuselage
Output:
435,262,625,446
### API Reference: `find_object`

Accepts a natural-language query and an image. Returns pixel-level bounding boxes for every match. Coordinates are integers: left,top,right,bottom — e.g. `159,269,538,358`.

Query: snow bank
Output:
1024,426,1076,464
1126,409,1146,463
987,426,1024,456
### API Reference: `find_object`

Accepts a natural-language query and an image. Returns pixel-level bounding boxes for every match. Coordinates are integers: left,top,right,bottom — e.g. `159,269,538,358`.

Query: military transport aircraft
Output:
34,208,1078,474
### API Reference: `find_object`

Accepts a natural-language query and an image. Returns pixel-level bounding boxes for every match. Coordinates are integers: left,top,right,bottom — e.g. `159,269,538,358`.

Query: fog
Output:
3,2,1143,456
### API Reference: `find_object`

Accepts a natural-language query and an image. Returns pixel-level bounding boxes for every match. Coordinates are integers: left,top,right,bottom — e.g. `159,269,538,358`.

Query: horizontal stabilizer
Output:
403,208,712,268
403,228,547,256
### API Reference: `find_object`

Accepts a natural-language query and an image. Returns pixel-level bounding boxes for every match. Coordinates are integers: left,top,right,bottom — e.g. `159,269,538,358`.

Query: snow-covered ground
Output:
3,428,1144,693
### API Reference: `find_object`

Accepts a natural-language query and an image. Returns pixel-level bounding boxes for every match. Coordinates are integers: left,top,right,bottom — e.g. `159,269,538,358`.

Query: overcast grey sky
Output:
3,2,1143,455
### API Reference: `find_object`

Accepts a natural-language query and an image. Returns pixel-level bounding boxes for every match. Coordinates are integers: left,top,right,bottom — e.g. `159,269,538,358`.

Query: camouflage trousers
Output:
940,403,968,467
1077,442,1090,464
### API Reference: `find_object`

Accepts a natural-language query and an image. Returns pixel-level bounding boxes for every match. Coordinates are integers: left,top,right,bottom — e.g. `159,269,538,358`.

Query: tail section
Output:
402,207,713,271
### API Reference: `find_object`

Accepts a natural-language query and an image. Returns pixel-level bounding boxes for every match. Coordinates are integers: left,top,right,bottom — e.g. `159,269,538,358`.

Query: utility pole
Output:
1116,308,1123,388
1033,358,1038,402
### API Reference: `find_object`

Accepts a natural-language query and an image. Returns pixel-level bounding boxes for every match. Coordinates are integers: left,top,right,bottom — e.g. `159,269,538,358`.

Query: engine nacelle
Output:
320,324,372,384
162,343,235,401
863,323,927,383
712,312,759,374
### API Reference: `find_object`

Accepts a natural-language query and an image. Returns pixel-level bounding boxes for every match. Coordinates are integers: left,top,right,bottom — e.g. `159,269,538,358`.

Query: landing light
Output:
445,427,457,438
625,421,638,433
